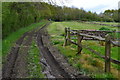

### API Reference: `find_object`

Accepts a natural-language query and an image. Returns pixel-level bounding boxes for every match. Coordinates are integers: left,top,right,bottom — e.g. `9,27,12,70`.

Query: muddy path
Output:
36,23,88,78
2,30,36,78
2,24,40,78
36,23,70,78
2,22,88,79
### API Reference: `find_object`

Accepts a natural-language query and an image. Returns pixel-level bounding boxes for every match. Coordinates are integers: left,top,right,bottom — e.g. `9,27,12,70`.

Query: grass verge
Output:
27,40,44,78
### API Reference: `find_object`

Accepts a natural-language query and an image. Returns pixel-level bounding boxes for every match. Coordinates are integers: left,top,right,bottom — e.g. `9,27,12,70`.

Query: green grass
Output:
93,22,119,25
47,21,119,78
48,21,118,59
48,21,117,35
93,73,114,78
0,39,2,68
27,40,44,78
84,21,119,26
82,41,119,60
0,39,2,55
2,21,47,63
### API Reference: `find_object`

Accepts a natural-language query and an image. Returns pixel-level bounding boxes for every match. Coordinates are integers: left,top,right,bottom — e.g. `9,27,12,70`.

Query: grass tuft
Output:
27,40,44,78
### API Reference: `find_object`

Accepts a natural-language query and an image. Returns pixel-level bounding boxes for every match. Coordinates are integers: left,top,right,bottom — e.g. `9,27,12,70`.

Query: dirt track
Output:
2,29,35,78
2,22,88,79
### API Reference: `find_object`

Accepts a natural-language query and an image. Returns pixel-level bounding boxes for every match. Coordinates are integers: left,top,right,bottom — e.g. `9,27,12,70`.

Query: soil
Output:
2,22,89,79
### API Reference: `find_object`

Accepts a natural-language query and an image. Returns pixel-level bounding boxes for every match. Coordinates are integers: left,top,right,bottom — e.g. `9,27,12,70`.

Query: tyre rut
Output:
3,22,88,79
36,23,72,78
2,32,28,78
2,26,38,78
36,23,89,78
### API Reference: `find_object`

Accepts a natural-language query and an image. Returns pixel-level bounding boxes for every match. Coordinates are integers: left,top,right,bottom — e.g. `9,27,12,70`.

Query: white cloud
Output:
60,0,120,13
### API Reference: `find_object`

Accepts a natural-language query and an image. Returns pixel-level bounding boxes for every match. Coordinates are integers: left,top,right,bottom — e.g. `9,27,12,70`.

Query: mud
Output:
2,22,88,79
36,23,88,78
2,29,36,78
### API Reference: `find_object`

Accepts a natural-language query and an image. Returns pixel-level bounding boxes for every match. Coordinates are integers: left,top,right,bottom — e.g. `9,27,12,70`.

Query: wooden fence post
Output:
67,28,71,45
113,30,116,40
105,34,111,73
77,31,83,55
64,27,67,46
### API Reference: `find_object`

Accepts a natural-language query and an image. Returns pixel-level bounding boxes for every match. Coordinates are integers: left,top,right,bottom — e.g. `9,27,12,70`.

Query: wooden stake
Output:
63,27,67,46
105,34,111,73
67,28,71,45
77,31,83,54
113,30,116,40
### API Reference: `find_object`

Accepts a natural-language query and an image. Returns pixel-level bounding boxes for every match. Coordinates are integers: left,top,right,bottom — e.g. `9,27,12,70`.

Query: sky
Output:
1,0,120,14
54,0,120,14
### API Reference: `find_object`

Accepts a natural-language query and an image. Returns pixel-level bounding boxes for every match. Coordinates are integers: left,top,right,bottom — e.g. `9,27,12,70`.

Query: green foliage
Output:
103,9,120,22
52,40,61,45
2,2,51,38
93,73,114,78
99,27,110,31
3,2,113,39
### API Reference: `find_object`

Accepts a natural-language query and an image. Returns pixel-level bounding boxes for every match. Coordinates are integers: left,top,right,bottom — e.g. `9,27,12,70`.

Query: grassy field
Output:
85,21,119,26
47,21,119,78
93,22,119,25
2,20,47,63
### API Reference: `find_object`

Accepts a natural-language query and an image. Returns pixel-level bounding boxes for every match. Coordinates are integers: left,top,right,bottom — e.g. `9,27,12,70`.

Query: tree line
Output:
2,2,120,39
101,9,120,22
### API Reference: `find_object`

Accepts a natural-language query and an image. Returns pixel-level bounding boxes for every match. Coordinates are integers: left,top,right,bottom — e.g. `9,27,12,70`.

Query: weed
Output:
52,41,61,45
99,27,111,31
93,73,114,78
27,40,44,78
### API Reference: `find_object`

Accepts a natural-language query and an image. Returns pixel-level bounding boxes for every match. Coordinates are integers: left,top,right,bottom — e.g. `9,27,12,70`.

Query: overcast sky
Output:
55,0,120,14
2,0,120,13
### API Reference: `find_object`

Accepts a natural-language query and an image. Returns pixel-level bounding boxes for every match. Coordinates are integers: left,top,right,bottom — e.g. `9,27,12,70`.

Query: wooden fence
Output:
64,27,120,73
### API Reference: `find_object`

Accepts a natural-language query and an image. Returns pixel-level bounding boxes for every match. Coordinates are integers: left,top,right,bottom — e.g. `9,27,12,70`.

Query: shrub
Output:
99,27,110,31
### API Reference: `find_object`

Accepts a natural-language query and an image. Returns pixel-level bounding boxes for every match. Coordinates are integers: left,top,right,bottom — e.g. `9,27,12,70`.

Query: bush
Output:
99,27,110,31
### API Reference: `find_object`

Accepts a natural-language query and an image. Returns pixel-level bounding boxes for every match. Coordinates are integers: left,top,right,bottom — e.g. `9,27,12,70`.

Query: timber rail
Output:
64,27,120,73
